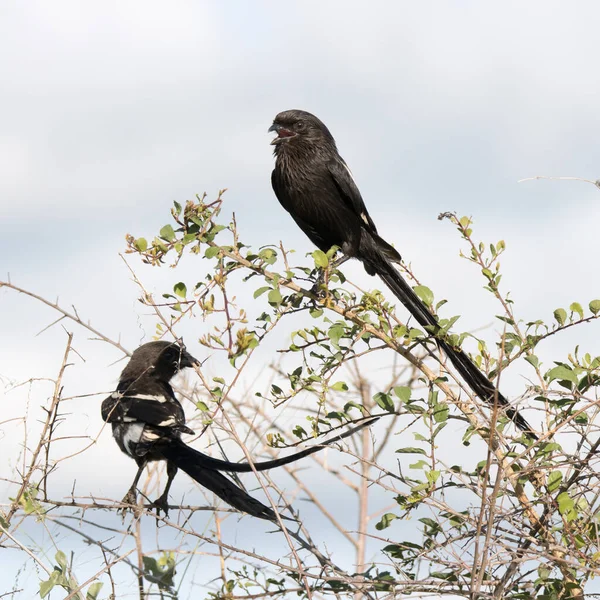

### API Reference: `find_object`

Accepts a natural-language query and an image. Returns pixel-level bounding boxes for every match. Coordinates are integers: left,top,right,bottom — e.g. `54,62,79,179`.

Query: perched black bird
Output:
102,341,376,521
269,109,535,438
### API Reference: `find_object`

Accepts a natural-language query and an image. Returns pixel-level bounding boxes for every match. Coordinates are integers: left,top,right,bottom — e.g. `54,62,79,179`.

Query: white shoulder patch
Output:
129,394,170,403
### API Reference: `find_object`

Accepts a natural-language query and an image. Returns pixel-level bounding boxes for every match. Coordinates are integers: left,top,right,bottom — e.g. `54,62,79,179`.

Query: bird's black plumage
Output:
269,109,535,438
102,340,377,521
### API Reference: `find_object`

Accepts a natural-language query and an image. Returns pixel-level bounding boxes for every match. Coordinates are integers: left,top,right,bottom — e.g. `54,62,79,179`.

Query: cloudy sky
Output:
2,1,600,597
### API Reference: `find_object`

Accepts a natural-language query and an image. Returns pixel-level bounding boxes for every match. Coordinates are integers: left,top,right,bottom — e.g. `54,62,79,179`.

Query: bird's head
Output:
269,109,336,153
120,341,199,383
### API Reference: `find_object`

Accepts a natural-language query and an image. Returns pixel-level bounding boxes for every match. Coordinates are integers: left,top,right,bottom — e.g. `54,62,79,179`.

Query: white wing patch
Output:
341,158,357,186
128,394,170,403
122,423,144,453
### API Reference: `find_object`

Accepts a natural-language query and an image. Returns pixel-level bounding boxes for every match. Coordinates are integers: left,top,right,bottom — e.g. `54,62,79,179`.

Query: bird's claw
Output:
119,488,139,517
150,494,170,518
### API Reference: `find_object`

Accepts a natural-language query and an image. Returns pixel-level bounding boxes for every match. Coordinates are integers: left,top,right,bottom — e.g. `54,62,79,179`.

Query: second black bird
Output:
269,109,535,438
102,340,376,521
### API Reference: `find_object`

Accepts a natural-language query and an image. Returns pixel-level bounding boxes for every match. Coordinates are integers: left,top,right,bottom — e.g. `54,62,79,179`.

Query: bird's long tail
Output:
160,443,278,520
369,256,536,439
159,416,379,520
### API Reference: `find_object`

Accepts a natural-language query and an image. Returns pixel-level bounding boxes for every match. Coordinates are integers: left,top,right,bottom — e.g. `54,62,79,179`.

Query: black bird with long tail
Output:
102,340,377,521
269,109,535,439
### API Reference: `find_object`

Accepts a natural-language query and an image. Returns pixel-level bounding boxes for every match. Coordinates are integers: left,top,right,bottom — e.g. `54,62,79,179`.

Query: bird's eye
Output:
296,120,305,130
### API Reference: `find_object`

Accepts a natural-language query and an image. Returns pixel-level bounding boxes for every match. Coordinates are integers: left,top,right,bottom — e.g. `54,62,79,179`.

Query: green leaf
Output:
312,250,328,269
570,302,584,320
253,286,270,299
204,246,220,259
328,323,345,347
557,491,574,515
396,447,427,455
258,247,277,264
330,381,349,392
55,550,68,570
375,512,398,530
553,307,567,326
39,579,55,598
173,282,187,298
590,299,600,315
374,392,394,412
547,470,563,493
524,354,539,369
268,288,282,306
159,224,176,242
414,285,434,307
393,386,411,402
433,401,449,423
547,365,578,384
86,582,104,600
134,237,148,252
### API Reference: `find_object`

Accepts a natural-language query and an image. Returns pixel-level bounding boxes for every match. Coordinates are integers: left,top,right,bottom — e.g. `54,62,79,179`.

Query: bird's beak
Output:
268,122,281,145
268,122,294,145
180,349,199,369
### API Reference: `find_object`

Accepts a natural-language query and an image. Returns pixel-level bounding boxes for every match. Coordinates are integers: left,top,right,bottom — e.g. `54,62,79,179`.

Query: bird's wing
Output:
101,393,191,432
327,157,378,234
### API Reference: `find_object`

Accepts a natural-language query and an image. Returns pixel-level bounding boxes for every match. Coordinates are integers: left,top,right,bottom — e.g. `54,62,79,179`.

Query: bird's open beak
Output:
268,123,294,145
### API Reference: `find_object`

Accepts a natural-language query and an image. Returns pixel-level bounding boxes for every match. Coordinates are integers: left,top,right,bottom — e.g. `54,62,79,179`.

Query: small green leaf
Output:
557,491,574,515
396,447,427,455
55,550,67,570
312,250,328,269
590,299,600,315
134,237,148,252
375,512,398,530
433,401,449,423
86,582,104,600
414,285,434,307
374,392,394,412
253,286,270,299
570,302,584,320
547,470,563,492
268,288,282,306
330,381,348,392
173,282,187,298
393,386,411,402
524,354,539,369
547,365,578,384
328,323,345,347
39,579,55,598
159,224,176,242
553,308,567,326
204,246,220,259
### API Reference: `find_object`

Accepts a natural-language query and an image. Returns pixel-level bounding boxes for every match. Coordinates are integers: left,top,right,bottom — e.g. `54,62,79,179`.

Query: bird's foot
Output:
309,268,329,297
119,488,138,517
150,493,170,518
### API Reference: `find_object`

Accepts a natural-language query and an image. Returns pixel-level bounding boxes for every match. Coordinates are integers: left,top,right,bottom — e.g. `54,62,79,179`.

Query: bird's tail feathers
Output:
168,416,379,474
159,443,280,521
370,256,536,439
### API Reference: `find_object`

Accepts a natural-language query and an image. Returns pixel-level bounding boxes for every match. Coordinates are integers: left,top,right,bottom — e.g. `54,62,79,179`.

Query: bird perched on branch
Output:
101,340,377,521
269,109,535,439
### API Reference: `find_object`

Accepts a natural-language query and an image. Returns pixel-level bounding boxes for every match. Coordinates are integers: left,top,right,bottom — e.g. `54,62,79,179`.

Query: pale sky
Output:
2,2,600,597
